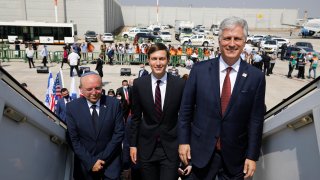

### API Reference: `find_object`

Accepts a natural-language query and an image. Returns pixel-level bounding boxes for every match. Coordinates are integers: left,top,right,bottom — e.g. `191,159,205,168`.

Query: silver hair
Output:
218,16,248,41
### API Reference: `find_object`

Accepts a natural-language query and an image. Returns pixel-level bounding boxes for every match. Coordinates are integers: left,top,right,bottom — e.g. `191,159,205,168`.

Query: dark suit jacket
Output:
138,69,149,77
178,58,266,174
130,73,185,161
116,87,132,119
66,95,125,179
55,97,72,122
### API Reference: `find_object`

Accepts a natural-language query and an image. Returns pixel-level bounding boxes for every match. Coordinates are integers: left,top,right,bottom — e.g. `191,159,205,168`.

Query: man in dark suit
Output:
178,16,266,180
129,43,185,180
116,80,131,120
55,88,73,123
66,72,124,180
96,54,104,77
138,63,149,78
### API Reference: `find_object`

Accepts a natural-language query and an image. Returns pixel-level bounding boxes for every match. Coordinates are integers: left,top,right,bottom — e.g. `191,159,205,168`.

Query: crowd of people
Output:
50,16,271,180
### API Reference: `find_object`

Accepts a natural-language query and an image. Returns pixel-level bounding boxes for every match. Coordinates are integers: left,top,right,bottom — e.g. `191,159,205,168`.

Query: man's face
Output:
122,82,128,87
80,75,102,104
219,25,246,64
61,90,69,97
148,50,169,79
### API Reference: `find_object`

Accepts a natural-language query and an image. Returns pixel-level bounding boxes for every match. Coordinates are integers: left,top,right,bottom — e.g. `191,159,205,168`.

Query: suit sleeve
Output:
96,100,125,162
129,81,142,147
178,65,197,145
66,104,97,171
247,73,266,161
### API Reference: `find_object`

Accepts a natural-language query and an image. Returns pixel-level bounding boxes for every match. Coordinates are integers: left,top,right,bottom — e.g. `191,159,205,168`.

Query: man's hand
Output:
243,159,256,179
179,144,191,166
92,159,105,172
130,147,138,164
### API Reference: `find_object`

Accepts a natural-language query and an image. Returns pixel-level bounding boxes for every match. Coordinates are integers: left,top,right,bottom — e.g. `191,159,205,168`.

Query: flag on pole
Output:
45,71,54,108
70,76,78,100
50,72,63,111
59,68,65,88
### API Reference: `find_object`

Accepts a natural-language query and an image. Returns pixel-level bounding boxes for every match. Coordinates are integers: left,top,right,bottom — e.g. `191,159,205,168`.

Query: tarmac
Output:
0,55,315,111
1,29,319,111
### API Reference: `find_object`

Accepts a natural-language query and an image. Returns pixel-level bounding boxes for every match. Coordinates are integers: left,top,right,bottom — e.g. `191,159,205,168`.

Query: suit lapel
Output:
79,97,96,138
96,95,108,139
162,73,172,115
144,75,156,117
209,59,222,117
224,61,248,117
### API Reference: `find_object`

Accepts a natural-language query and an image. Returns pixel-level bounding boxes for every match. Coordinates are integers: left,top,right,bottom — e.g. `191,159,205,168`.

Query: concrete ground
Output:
0,56,315,111
1,28,319,111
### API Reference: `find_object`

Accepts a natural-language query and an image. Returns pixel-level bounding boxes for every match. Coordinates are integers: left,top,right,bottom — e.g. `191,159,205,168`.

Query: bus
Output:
0,21,77,44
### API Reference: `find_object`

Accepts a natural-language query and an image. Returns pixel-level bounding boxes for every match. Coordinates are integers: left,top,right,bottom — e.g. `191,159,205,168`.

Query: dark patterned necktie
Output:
155,80,162,121
91,105,98,132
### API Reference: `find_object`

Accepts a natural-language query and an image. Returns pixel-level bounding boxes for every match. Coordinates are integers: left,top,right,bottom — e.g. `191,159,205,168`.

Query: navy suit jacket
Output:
66,95,125,179
55,97,72,122
138,69,149,77
178,58,266,174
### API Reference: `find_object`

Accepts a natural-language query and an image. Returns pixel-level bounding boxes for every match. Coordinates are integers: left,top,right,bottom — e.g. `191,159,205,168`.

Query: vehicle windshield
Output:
265,41,277,45
86,31,95,35
182,28,192,34
161,32,170,35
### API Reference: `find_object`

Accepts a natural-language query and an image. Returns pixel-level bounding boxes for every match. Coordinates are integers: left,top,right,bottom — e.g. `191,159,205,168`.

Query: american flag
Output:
50,72,63,111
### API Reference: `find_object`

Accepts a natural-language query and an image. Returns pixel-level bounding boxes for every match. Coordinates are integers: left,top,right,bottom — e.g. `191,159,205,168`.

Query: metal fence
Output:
1,46,212,67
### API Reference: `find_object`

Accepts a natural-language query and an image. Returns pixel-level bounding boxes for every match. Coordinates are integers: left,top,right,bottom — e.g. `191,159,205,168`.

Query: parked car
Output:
153,27,161,35
84,30,97,42
159,31,171,42
246,35,265,46
294,41,314,50
272,38,290,47
283,46,318,60
122,28,150,38
133,33,162,45
180,34,214,46
260,40,279,54
101,33,114,43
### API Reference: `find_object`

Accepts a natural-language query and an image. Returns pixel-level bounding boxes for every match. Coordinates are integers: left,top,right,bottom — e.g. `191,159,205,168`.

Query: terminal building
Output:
0,0,298,37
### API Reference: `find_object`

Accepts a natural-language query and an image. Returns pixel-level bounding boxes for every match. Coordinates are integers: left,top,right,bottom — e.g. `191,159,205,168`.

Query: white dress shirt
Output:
86,99,101,116
219,57,240,96
151,73,167,110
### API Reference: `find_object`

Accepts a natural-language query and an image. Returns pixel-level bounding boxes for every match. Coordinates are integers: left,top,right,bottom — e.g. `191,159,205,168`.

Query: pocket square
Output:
241,90,248,93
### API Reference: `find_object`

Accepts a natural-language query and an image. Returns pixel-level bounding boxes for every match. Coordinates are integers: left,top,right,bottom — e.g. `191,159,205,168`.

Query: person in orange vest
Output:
204,48,210,60
186,47,193,60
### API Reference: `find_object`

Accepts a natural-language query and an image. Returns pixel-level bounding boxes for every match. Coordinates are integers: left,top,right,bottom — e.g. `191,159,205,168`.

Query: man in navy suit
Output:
55,88,72,123
178,17,266,179
130,43,185,180
66,72,124,180
138,63,149,78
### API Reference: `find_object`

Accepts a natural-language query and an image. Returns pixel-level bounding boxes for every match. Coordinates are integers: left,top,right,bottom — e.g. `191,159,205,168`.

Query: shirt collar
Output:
86,99,101,109
151,72,167,85
219,56,241,73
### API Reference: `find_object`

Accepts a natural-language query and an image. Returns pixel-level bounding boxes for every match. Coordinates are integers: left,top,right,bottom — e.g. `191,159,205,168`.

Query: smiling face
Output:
148,50,169,79
80,74,102,104
219,25,246,65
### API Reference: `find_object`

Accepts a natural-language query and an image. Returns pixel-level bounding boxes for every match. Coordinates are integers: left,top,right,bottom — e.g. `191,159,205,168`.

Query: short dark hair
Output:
61,88,68,93
122,80,128,84
147,43,169,60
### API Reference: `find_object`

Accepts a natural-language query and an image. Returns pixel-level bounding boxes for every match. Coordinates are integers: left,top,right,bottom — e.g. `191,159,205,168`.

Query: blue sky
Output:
118,0,319,18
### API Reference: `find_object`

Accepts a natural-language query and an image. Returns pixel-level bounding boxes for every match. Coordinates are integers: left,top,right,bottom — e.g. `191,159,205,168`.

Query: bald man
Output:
66,72,125,180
